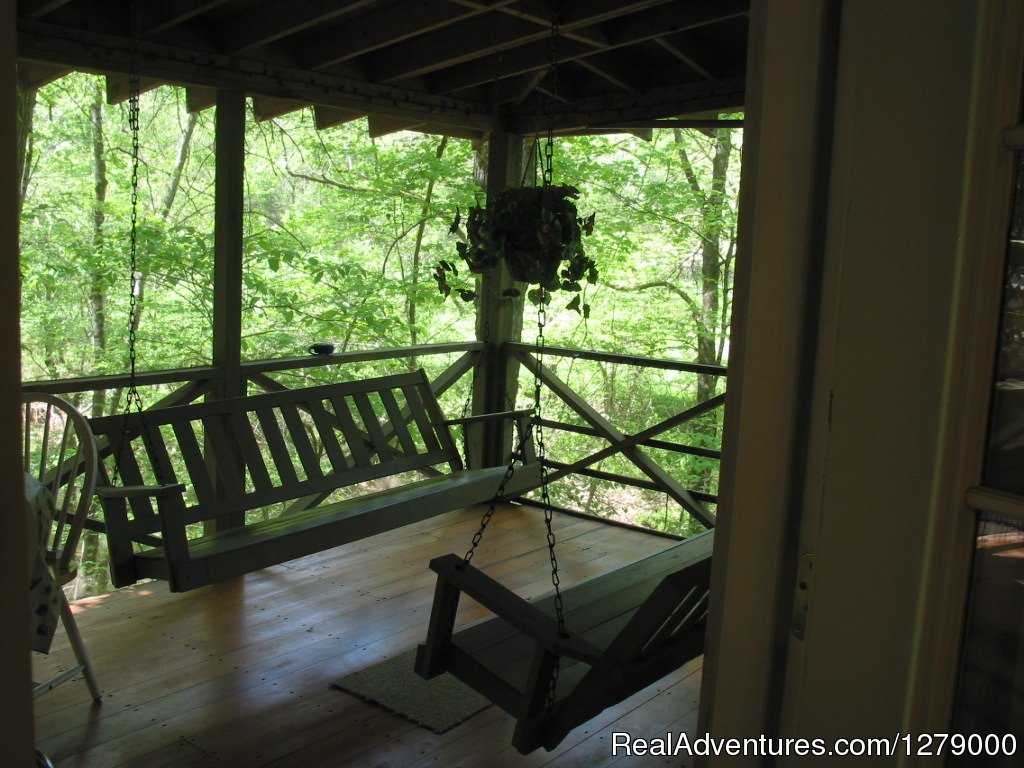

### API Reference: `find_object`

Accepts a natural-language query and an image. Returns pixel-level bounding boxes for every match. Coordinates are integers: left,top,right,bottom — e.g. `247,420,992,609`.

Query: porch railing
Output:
22,339,725,535
506,343,725,533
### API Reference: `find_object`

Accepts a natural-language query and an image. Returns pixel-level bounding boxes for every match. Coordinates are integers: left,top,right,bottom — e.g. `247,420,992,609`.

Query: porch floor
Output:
34,503,702,768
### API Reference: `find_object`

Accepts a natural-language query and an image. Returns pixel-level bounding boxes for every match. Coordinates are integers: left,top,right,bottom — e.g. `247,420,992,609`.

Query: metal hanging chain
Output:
461,271,521,561
538,0,567,719
542,3,559,187
463,0,568,719
113,8,162,486
462,418,530,565
125,17,142,419
535,288,568,720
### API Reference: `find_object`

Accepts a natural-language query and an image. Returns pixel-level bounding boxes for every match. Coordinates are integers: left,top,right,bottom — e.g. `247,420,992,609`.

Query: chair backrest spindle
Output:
21,393,100,576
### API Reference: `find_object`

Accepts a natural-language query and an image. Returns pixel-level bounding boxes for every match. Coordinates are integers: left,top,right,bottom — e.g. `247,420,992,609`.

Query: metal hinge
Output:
790,553,814,640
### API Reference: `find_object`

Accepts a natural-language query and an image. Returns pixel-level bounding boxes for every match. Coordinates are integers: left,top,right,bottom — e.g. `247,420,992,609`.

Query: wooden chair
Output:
416,529,714,753
22,392,101,701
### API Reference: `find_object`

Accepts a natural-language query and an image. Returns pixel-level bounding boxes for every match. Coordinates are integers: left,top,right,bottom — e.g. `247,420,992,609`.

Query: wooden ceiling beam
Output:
428,0,747,95
18,19,498,129
367,114,419,138
573,59,638,93
506,75,745,134
105,74,165,104
448,0,618,48
18,0,74,20
429,37,594,95
410,122,486,142
554,126,653,140
596,118,744,129
222,0,379,54
367,114,484,142
251,96,310,121
185,85,217,112
370,14,546,83
313,105,365,130
605,0,747,48
370,0,675,83
510,69,546,105
654,35,719,81
449,0,671,33
16,62,69,90
140,1,234,37
300,0,518,71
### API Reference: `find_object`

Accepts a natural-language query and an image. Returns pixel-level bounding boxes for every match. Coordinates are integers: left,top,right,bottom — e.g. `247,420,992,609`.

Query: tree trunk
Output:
673,127,735,516
160,111,198,219
16,87,36,216
89,82,108,417
673,128,733,404
406,135,449,370
696,129,733,404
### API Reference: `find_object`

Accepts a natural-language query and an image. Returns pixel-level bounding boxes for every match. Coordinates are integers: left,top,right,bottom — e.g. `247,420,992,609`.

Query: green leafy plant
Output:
434,184,597,314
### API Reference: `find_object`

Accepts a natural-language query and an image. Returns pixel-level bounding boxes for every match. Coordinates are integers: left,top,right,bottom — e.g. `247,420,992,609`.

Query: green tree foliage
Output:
19,73,740,593
515,129,739,534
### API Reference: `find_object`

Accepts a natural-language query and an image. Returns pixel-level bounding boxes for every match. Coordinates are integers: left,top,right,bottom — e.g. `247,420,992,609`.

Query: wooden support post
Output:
213,89,245,398
211,88,245,530
470,132,526,469
1,0,37,761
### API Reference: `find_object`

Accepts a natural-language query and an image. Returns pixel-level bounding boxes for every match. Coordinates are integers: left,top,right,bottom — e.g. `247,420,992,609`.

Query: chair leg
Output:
59,591,101,701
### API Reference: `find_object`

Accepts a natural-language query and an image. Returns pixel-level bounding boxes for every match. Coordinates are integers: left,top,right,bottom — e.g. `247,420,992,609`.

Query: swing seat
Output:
88,370,539,592
415,528,714,753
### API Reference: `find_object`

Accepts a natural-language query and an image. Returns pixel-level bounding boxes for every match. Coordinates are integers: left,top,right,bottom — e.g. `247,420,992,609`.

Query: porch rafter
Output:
16,18,500,130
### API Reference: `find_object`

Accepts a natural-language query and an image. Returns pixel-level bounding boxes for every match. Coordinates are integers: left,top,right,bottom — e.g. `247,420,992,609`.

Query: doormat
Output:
331,649,490,734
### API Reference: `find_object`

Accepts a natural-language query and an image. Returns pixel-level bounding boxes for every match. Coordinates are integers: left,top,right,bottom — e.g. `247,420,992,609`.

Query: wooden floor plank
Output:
32,504,693,768
35,515,625,721
34,511,596,716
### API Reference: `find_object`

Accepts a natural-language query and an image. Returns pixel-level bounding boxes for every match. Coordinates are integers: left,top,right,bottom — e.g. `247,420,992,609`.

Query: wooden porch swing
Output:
413,6,717,751
85,32,545,594
414,348,713,754
414,324,714,754
415,529,713,753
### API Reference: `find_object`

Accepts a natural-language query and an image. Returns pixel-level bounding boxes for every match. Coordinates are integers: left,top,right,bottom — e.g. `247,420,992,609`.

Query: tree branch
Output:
285,170,425,202
607,279,701,317
673,128,705,201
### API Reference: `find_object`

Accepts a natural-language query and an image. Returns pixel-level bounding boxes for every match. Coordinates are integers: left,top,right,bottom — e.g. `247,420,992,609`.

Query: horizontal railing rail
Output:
22,339,724,535
21,366,225,396
506,343,727,531
240,341,483,377
504,342,727,377
21,342,483,399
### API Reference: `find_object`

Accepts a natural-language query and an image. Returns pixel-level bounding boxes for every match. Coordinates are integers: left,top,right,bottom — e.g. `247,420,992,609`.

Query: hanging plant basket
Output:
435,184,597,315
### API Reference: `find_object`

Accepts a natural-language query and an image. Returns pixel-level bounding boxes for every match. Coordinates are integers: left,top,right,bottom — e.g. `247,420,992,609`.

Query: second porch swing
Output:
415,10,716,751
416,269,714,754
416,250,715,753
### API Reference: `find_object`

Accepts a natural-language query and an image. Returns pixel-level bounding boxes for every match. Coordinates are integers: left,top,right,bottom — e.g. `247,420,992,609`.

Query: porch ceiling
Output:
15,0,748,139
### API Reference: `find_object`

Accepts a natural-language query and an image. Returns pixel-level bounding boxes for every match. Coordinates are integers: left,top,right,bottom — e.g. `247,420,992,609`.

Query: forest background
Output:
18,73,740,597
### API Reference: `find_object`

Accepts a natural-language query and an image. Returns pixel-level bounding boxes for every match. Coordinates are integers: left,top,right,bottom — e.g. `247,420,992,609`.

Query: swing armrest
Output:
428,553,611,670
444,409,536,465
443,409,534,427
97,483,187,499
